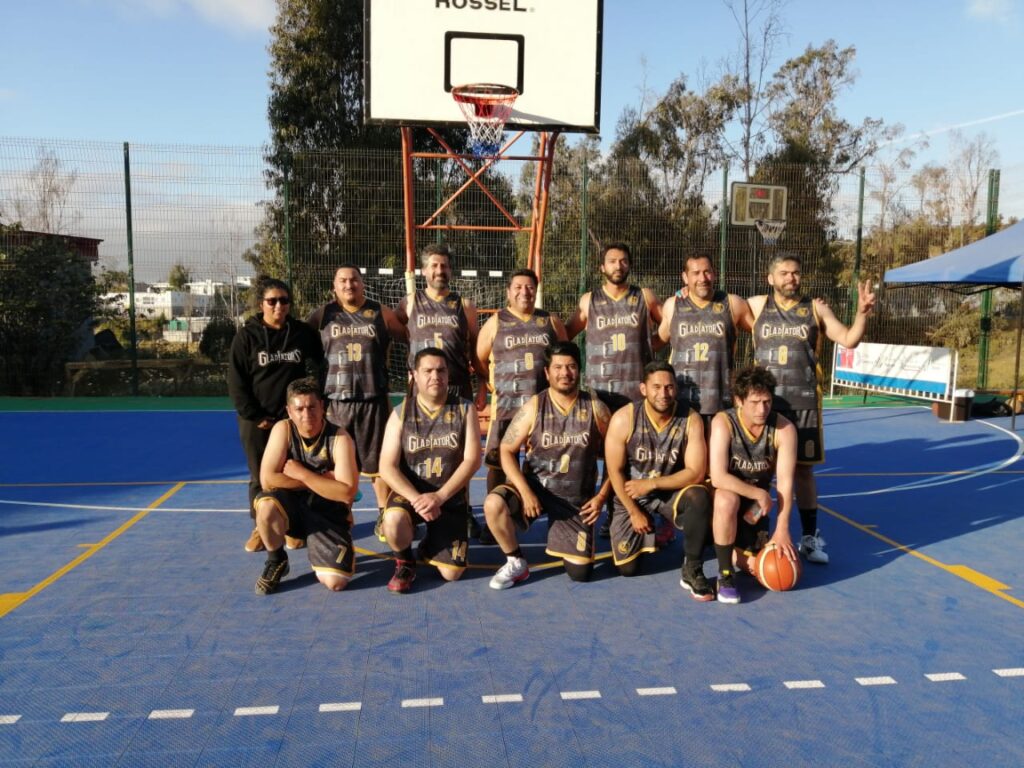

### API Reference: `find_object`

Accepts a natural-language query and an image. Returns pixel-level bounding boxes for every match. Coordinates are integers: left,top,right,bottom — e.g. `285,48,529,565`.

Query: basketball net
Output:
452,83,519,157
755,219,786,247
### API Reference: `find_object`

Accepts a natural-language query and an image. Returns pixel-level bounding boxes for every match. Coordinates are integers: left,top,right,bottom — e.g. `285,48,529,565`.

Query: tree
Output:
722,0,787,179
949,130,998,242
168,263,191,290
0,225,97,395
0,147,81,234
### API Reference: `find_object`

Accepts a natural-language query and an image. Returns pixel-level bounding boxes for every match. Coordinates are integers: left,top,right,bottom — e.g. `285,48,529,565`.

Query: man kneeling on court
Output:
709,365,798,604
604,361,714,600
377,348,481,593
483,341,611,589
253,377,359,595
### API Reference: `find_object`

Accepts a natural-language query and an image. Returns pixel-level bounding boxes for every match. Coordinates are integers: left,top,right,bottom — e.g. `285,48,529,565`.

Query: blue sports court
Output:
0,402,1022,767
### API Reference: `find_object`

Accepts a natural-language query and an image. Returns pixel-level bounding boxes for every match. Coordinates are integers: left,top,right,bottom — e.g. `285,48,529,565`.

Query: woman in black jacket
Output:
227,276,323,552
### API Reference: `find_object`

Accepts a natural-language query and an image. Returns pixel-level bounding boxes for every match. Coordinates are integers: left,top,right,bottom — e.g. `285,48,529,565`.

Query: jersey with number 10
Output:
585,285,651,401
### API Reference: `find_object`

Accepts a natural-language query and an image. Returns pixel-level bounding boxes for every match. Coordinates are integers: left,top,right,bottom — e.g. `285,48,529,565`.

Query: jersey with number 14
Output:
398,394,470,498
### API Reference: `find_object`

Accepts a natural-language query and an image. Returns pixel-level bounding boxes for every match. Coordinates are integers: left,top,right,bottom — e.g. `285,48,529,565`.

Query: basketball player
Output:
604,362,714,600
251,378,359,595
475,268,567,493
708,366,797,604
377,348,482,593
566,242,662,540
483,341,612,589
658,254,753,426
395,242,484,404
749,254,876,564
307,265,407,541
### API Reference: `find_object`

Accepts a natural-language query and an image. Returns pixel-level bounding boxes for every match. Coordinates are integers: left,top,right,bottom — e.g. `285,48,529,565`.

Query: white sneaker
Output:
489,557,529,590
799,530,829,564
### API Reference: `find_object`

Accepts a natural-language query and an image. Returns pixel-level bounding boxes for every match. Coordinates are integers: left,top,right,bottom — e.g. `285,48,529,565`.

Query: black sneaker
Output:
598,515,611,539
467,514,482,540
477,523,498,545
255,557,289,595
716,572,741,604
680,564,715,602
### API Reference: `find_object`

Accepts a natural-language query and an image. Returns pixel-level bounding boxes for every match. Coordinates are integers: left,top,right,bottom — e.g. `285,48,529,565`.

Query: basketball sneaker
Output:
477,523,498,546
467,514,482,540
374,511,387,543
716,572,741,604
655,516,677,548
244,528,265,553
489,557,529,590
284,535,306,550
598,515,611,539
387,560,417,594
255,557,289,595
680,563,714,602
799,530,829,564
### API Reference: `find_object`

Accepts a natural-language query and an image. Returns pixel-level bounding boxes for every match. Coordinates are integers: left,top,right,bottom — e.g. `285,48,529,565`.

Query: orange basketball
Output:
754,545,801,592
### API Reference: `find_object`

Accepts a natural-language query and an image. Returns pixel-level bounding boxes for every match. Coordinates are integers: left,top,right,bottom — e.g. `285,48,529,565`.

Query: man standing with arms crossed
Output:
659,254,753,426
748,254,876,564
604,362,715,600
377,349,481,593
482,341,612,589
308,265,407,542
567,243,662,540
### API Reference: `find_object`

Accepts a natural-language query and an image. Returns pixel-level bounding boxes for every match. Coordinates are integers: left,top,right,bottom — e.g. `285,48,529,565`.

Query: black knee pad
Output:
564,561,593,582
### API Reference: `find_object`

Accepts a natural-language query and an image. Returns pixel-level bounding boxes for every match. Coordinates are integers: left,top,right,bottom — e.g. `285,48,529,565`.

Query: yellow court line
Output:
0,482,186,619
820,503,1024,610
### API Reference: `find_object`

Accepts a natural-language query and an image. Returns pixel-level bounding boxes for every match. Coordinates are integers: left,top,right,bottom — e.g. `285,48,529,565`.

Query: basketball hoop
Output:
755,219,787,247
451,83,519,157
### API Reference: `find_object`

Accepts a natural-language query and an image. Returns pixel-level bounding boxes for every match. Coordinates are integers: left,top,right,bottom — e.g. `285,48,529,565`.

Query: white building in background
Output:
101,288,212,318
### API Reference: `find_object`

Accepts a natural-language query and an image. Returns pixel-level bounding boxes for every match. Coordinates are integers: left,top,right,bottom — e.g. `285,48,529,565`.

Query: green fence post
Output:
849,167,866,324
577,153,589,375
283,172,293,290
123,142,139,397
978,169,1001,389
719,167,728,281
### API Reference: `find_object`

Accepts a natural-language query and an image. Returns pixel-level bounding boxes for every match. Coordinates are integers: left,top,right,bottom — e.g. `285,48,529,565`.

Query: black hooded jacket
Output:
227,314,323,422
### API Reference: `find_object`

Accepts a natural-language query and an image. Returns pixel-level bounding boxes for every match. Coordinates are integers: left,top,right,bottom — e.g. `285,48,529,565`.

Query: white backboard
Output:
730,182,789,226
364,0,603,132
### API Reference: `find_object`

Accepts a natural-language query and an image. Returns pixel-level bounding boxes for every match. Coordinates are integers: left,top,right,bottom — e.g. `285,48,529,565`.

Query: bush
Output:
199,315,239,363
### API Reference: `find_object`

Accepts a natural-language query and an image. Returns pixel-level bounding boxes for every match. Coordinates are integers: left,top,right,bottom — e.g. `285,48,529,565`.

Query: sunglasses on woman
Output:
263,297,292,306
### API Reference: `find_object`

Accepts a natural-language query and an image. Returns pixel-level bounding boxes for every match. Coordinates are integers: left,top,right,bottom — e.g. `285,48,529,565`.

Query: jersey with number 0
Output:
753,294,820,411
725,408,777,491
669,290,736,414
314,300,390,401
287,420,340,475
523,389,602,508
585,285,651,401
490,308,556,422
407,290,471,394
398,394,470,497
625,400,691,481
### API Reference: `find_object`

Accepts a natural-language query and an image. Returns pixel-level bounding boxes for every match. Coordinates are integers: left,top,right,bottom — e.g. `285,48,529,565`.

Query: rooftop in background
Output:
1,229,102,263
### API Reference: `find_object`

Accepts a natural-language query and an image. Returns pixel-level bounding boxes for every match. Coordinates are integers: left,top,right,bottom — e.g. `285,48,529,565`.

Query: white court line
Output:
925,672,966,682
148,709,194,720
560,690,601,700
784,680,825,689
401,698,443,708
482,694,523,704
994,668,1024,677
856,676,897,686
0,716,21,725
710,683,751,692
636,687,677,696
234,706,279,716
61,712,109,722
319,702,362,712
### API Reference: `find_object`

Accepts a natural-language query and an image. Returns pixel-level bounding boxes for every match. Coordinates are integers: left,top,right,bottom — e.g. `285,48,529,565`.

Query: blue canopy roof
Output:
884,219,1024,287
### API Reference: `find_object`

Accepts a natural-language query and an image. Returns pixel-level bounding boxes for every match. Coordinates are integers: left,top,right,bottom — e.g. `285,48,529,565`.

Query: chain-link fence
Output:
1,136,1020,396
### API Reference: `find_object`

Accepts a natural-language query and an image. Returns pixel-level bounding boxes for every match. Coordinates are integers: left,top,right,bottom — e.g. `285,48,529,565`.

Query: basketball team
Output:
227,241,877,603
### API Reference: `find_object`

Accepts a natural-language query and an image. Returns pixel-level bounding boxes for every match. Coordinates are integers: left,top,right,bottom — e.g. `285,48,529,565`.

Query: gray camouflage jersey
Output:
624,400,691,481
724,408,778,490
752,294,820,411
584,285,651,401
407,289,472,397
287,421,340,476
669,290,736,414
312,300,390,401
490,308,557,422
523,389,602,508
397,394,470,499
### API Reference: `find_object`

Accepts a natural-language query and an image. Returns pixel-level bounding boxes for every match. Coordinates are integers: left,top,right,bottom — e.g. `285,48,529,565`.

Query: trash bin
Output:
932,388,975,421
